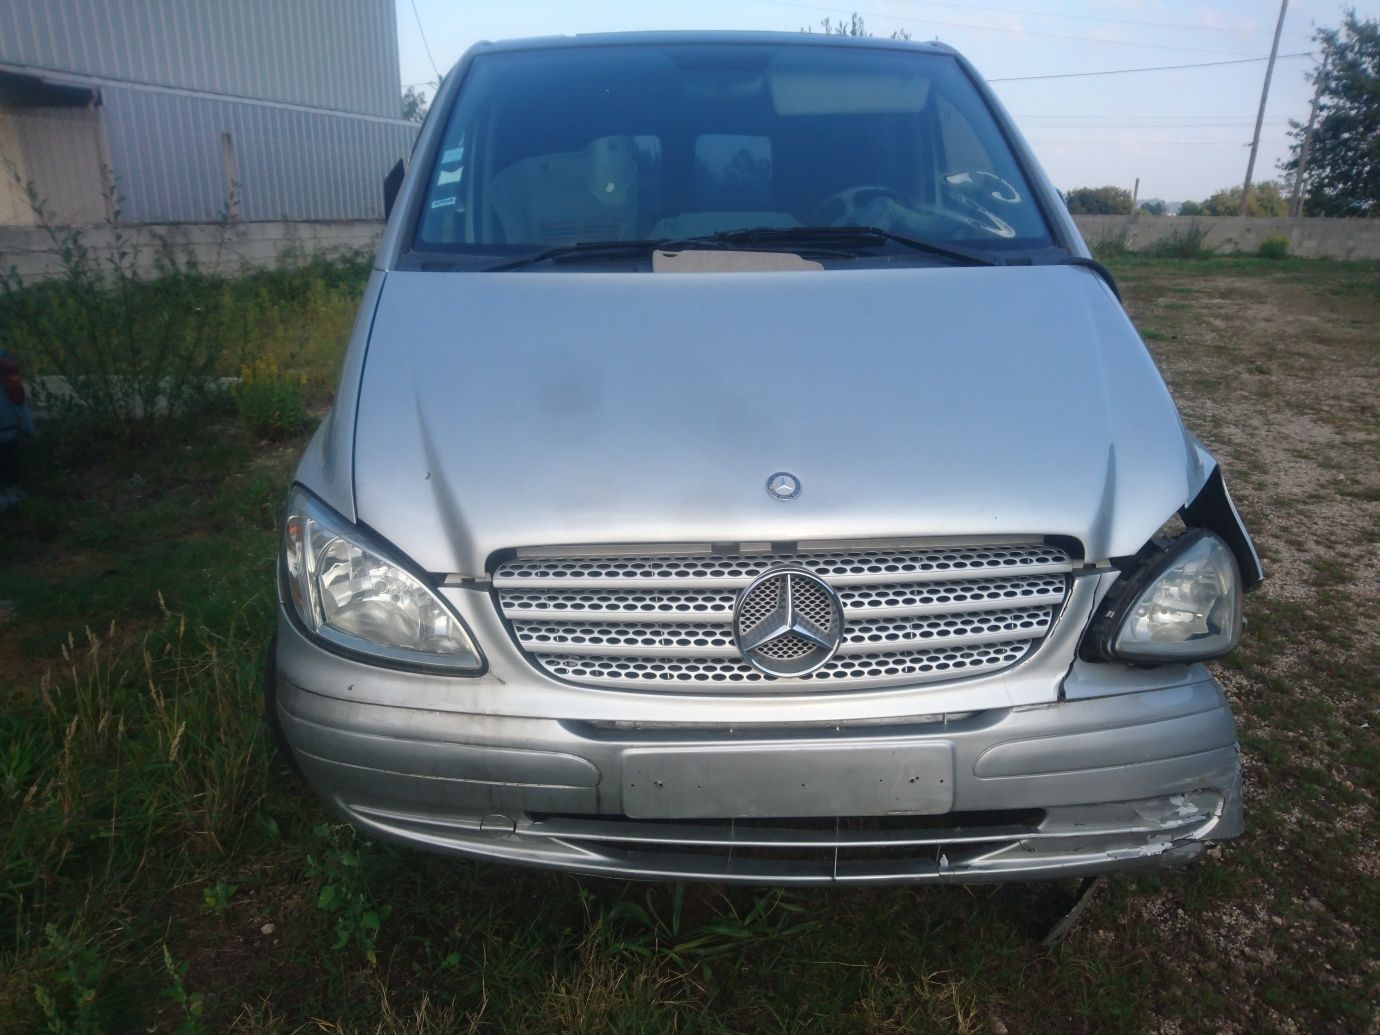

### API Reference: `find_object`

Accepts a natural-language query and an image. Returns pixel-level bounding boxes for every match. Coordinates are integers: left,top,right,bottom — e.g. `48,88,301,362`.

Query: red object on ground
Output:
0,355,24,406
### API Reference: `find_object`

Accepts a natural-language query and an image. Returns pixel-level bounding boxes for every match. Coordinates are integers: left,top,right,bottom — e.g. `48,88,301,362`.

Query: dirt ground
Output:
1110,257,1379,1033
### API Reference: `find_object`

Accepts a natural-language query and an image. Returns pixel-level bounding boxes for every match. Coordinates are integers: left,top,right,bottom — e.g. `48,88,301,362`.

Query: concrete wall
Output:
1073,214,1380,260
8,214,1377,282
0,220,382,283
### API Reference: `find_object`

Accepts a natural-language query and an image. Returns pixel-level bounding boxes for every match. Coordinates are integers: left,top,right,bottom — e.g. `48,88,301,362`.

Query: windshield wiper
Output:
484,226,1003,272
484,239,672,272
486,232,878,272
703,226,1002,268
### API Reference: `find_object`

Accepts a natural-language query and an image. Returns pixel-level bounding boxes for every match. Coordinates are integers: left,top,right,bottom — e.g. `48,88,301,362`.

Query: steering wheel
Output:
945,170,1022,205
813,184,910,226
814,183,1016,239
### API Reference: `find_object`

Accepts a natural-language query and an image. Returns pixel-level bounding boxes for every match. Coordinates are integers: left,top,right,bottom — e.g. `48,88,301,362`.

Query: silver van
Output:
269,32,1262,884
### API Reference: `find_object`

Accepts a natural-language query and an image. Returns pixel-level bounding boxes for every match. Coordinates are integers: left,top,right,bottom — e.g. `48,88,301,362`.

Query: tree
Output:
1282,13,1380,216
402,85,430,123
1139,199,1168,216
803,14,912,40
1063,186,1133,215
1197,182,1288,217
1179,200,1204,216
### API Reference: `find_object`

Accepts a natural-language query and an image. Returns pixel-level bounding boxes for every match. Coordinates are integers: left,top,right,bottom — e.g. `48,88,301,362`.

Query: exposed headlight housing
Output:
280,487,483,672
1088,530,1243,663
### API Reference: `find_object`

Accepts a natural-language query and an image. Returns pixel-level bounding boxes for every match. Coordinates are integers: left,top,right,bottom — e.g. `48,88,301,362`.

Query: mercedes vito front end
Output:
269,32,1262,884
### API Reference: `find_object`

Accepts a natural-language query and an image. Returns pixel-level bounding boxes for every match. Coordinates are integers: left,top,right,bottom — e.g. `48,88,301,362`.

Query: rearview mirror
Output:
382,159,405,221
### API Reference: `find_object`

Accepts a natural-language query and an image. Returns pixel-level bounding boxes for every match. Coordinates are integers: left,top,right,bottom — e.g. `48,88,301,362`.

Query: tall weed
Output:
0,179,235,439
227,248,370,405
0,612,273,998
0,175,370,441
0,612,271,1032
585,883,817,979
1148,221,1217,259
233,356,308,438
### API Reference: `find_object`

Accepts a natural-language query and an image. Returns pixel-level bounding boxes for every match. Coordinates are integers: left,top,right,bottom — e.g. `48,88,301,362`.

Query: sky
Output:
393,0,1378,202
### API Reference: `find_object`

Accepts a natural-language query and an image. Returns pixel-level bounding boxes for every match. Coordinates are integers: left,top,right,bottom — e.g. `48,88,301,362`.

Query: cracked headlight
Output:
280,486,482,671
1094,530,1243,663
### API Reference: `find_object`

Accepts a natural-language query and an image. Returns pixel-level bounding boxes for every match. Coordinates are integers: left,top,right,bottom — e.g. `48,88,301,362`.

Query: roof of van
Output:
468,30,959,58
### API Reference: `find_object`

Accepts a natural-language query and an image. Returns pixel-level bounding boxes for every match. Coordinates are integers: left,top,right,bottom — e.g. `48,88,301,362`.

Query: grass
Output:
1,255,1378,1032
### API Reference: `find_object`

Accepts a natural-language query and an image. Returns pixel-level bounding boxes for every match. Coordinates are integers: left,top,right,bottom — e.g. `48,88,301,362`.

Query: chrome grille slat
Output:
496,587,738,623
492,561,1071,591
512,605,1053,658
505,607,737,624
500,577,1068,624
535,641,1035,686
495,541,1071,692
514,628,1048,660
495,544,1071,581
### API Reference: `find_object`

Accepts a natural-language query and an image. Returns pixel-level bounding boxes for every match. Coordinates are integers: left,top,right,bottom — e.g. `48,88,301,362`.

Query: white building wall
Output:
0,0,415,224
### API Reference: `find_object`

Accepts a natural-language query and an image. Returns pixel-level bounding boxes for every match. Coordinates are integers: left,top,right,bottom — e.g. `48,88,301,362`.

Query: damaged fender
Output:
1182,463,1264,590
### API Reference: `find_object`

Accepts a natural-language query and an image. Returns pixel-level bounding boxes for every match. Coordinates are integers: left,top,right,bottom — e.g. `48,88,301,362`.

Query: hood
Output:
353,265,1203,575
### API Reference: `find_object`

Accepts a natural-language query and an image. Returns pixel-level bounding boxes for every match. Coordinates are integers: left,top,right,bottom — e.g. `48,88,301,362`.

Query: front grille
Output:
494,541,1073,692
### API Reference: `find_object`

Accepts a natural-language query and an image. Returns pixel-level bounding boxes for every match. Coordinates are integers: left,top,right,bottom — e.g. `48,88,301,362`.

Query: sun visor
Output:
769,58,931,115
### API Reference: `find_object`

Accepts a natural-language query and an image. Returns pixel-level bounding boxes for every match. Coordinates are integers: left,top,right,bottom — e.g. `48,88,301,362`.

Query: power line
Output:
1017,117,1291,125
990,52,1313,82
887,0,1313,39
410,0,440,81
755,0,1260,56
1016,114,1286,120
1029,123,1283,130
1028,140,1255,149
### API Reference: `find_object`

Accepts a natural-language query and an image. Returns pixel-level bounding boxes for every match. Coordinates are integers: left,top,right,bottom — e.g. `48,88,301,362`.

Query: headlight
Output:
1091,530,1243,663
280,487,483,671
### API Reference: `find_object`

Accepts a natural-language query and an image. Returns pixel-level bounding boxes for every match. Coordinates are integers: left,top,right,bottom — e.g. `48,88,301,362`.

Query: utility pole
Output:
1290,56,1328,217
1241,0,1289,216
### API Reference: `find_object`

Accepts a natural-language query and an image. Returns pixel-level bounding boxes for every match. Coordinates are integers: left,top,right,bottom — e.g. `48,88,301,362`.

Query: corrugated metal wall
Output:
0,0,416,223
100,88,414,222
0,0,401,118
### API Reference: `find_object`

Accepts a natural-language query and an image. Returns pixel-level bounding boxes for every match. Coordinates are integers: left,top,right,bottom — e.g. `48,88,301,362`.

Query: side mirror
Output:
382,159,405,221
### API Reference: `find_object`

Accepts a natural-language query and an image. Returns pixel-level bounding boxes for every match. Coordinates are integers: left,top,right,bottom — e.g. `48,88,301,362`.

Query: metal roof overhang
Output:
0,68,98,107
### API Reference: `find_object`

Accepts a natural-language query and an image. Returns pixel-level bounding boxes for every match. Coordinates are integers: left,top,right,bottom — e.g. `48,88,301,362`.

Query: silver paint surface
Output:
351,265,1194,577
279,31,1250,882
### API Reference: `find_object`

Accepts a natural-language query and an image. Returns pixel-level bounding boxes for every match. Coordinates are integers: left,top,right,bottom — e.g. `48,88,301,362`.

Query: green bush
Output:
232,356,308,438
1258,234,1291,260
1089,235,1133,263
0,176,369,442
0,183,235,439
1149,222,1217,259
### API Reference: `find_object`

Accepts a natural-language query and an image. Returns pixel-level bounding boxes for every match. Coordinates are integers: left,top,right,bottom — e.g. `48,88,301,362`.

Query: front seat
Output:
489,135,640,246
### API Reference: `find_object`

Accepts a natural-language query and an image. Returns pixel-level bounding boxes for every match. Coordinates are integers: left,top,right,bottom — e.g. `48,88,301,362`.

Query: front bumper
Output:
273,613,1243,884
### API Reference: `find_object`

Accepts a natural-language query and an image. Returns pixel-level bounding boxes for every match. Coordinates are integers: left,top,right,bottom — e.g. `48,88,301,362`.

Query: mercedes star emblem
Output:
733,567,845,677
766,471,801,501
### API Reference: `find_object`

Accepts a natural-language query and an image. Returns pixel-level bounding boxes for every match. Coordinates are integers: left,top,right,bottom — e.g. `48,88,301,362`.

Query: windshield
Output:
413,42,1053,261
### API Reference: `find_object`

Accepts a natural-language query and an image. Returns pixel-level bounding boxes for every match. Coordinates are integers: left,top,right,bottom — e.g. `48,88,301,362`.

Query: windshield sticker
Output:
441,146,464,164
430,196,456,209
